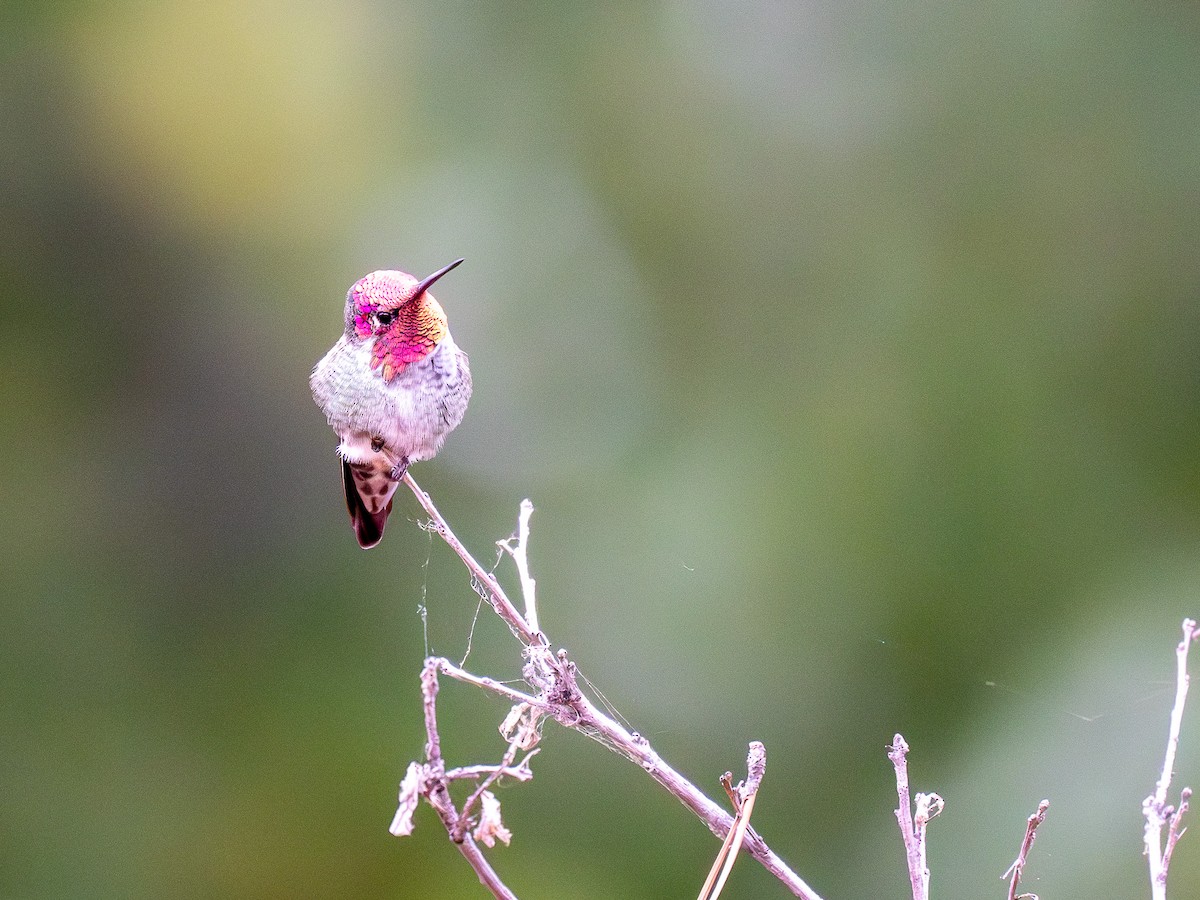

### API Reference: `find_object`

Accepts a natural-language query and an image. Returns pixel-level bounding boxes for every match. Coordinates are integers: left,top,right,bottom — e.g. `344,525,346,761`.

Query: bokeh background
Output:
4,2,1200,897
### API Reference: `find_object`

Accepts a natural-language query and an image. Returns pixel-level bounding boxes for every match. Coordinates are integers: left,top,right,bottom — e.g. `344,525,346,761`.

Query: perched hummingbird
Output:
311,258,472,549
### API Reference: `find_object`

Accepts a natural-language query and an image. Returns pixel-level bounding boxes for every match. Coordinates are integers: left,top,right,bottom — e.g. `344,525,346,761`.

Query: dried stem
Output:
1143,618,1200,900
913,793,943,890
402,473,540,646
889,734,942,900
719,772,738,809
1162,787,1191,874
498,498,540,634
432,656,544,708
394,479,1200,898
455,737,523,843
399,475,823,900
1002,799,1049,900
417,658,519,899
889,735,920,896
445,756,537,785
699,742,767,900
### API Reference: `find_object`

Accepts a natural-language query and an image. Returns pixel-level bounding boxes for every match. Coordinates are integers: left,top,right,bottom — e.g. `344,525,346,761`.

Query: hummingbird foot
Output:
388,457,411,482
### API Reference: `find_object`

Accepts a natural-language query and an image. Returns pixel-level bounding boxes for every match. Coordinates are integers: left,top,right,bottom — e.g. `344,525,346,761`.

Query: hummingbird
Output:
311,258,472,549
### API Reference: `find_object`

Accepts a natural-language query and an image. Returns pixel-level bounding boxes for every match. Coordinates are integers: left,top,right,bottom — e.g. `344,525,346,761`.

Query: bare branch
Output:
455,737,524,843
399,475,824,899
445,753,538,785
449,831,517,899
1144,618,1200,900
889,734,941,900
699,742,767,900
556,661,820,896
1002,799,1049,900
412,657,520,899
497,498,541,635
913,792,944,893
432,656,545,708
889,735,919,896
1162,788,1191,880
421,657,444,767
401,472,540,646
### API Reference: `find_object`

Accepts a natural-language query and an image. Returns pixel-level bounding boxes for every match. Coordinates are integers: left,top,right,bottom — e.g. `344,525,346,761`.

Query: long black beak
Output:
413,258,464,299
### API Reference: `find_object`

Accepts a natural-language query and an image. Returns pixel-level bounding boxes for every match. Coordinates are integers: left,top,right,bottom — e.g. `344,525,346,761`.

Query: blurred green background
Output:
4,1,1200,897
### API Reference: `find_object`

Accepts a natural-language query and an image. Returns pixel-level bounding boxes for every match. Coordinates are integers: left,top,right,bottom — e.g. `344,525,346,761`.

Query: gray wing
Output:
438,346,472,428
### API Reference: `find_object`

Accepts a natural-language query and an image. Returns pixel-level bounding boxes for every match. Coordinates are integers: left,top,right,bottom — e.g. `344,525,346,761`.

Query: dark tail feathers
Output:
342,459,391,549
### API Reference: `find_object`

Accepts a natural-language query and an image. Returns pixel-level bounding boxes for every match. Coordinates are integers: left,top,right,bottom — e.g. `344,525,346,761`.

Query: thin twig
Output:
422,657,444,766
497,498,541,635
455,837,517,899
699,742,767,900
418,658,519,899
913,792,944,895
455,738,523,843
562,682,818,895
445,754,538,784
400,475,824,900
889,734,941,900
719,772,738,810
1002,799,1049,900
1143,618,1200,900
889,735,920,897
432,656,545,708
402,472,539,646
1162,788,1191,875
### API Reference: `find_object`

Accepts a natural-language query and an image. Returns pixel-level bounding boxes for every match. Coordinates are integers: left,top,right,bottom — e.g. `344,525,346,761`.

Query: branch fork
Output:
699,742,768,900
889,734,943,900
377,476,1200,898
392,475,822,899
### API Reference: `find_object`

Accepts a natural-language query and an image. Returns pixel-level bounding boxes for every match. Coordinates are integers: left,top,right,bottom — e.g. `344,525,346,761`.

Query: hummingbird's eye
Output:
375,310,395,327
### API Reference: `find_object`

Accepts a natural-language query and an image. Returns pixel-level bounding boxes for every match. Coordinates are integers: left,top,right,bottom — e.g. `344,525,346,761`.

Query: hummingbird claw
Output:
371,436,385,452
389,457,410,482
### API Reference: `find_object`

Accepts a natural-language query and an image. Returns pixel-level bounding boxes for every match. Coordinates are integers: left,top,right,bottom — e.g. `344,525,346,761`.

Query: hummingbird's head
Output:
344,258,464,382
